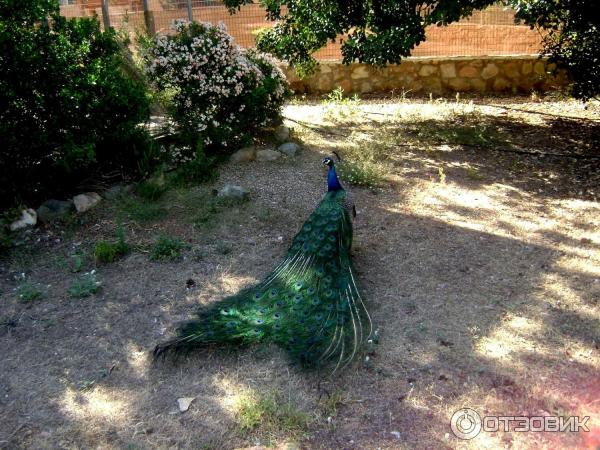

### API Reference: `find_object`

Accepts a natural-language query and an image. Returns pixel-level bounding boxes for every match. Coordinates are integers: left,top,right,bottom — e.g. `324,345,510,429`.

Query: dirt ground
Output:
1,96,599,449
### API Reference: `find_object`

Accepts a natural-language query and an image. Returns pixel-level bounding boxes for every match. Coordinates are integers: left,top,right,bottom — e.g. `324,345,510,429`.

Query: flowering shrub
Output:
143,21,289,155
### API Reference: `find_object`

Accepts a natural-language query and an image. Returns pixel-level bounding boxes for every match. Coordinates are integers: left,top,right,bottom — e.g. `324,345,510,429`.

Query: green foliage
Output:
322,87,362,119
236,391,310,437
68,271,101,298
168,145,218,186
142,21,289,153
136,179,167,201
69,251,86,273
150,235,186,261
117,196,168,223
337,159,385,188
94,228,130,263
16,280,45,302
511,0,600,100
223,0,495,74
0,0,151,209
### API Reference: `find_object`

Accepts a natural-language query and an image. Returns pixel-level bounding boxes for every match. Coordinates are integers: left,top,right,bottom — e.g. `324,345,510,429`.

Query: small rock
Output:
390,431,401,439
10,209,37,231
256,149,281,162
177,397,195,412
274,125,290,142
73,192,102,213
36,199,74,222
217,185,250,203
277,142,300,157
230,146,257,163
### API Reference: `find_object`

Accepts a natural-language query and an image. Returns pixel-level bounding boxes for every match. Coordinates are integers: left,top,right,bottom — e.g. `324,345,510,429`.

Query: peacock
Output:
154,156,372,372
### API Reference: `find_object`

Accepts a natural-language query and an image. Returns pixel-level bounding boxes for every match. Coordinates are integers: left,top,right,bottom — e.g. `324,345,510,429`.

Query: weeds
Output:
322,87,361,120
337,160,385,188
465,165,485,180
118,196,168,223
136,179,167,201
236,391,310,438
94,227,130,263
69,251,85,273
320,390,348,417
16,280,46,302
150,235,186,261
68,271,101,298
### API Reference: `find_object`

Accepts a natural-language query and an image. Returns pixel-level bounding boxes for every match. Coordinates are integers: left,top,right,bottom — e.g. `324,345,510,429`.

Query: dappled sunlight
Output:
475,314,547,363
212,374,255,416
125,342,150,379
60,386,129,423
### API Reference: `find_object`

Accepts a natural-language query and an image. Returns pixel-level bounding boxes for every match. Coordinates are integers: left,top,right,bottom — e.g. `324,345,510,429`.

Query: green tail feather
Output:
154,190,372,371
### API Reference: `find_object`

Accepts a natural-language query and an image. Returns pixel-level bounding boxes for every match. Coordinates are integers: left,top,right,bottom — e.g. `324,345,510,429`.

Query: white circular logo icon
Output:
450,408,482,440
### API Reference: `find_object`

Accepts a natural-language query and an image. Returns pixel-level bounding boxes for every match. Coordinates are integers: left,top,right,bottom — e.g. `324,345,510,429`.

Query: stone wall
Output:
283,57,569,96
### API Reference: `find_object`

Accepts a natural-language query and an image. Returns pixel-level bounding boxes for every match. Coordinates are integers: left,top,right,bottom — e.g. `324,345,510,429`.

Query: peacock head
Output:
322,153,343,191
322,156,335,168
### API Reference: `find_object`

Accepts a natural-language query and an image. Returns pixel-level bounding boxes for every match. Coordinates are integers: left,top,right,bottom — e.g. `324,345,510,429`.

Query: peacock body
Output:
155,157,371,372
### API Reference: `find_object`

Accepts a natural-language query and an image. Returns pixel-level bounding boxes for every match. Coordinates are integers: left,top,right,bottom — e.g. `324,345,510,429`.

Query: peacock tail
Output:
154,162,372,372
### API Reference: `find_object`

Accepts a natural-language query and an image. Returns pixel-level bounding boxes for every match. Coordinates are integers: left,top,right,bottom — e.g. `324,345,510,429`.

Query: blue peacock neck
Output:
327,164,343,191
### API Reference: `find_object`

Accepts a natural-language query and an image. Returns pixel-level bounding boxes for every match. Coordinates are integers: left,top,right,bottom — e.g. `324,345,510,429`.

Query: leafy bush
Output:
150,234,186,261
142,21,289,155
0,0,151,209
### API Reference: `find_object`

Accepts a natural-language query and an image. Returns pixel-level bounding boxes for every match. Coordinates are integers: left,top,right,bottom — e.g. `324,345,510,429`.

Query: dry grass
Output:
1,95,599,449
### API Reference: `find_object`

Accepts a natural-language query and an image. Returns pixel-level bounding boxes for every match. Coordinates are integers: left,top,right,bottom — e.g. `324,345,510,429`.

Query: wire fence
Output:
59,0,542,59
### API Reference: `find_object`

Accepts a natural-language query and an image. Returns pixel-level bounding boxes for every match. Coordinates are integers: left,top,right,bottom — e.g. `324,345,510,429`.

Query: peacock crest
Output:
154,156,372,373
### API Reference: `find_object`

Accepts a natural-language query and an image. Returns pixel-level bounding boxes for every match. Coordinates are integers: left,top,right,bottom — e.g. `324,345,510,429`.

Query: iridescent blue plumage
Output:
154,157,371,372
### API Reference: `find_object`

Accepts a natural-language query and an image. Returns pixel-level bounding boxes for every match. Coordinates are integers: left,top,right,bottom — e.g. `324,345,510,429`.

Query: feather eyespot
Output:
307,287,315,295
311,298,320,306
294,281,303,290
226,321,237,328
273,313,281,320
293,294,302,303
315,313,324,320
269,289,278,297
253,293,262,300
255,318,264,325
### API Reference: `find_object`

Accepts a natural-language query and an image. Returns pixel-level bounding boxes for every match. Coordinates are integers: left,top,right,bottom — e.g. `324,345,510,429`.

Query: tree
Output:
226,0,496,75
225,0,600,99
511,0,600,100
